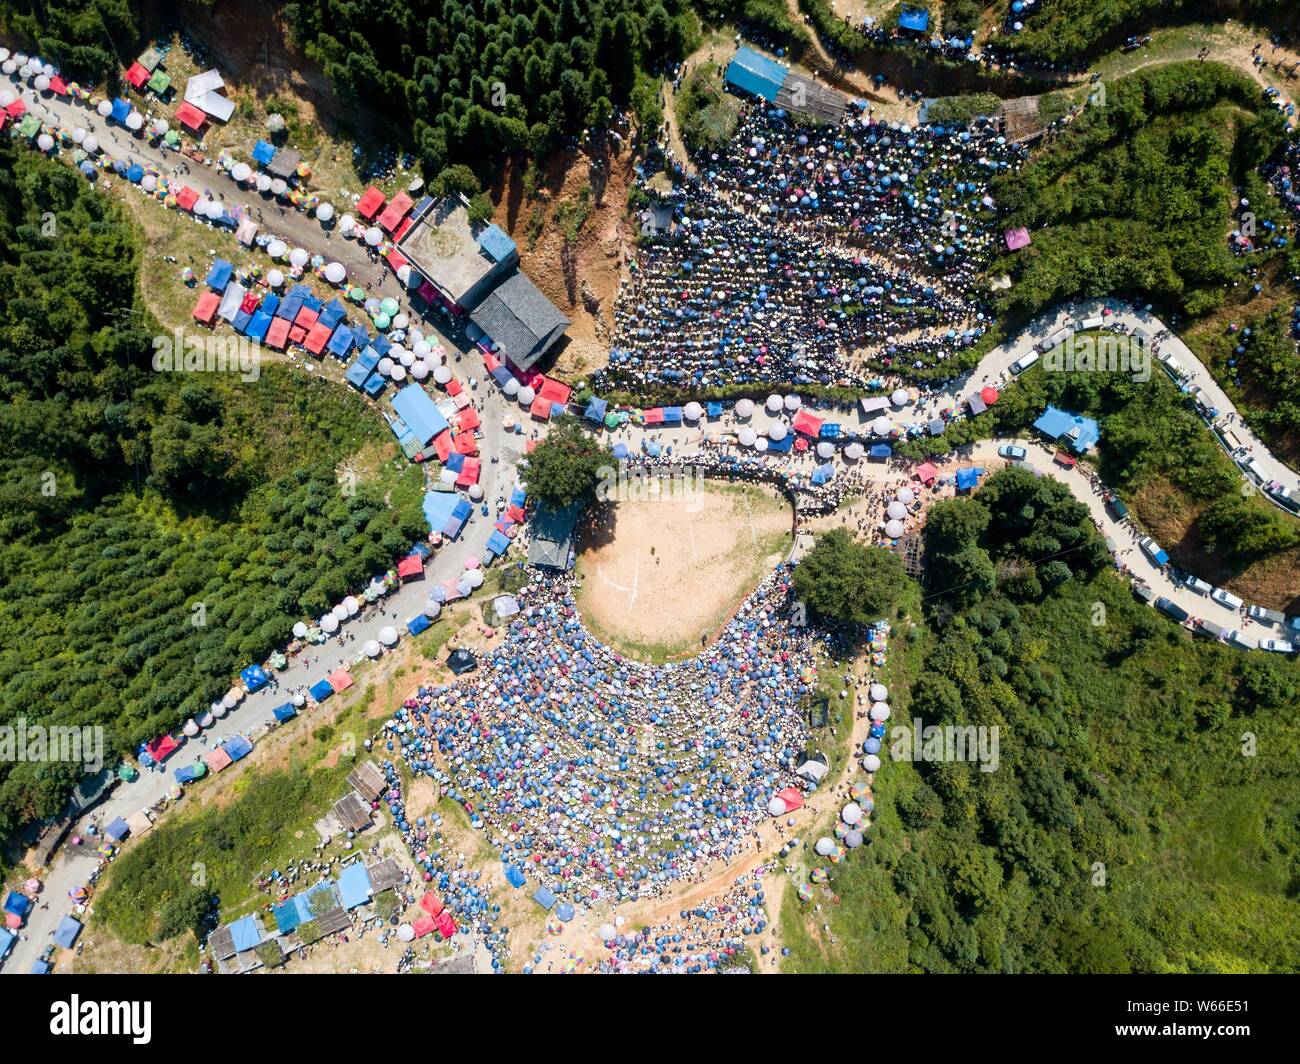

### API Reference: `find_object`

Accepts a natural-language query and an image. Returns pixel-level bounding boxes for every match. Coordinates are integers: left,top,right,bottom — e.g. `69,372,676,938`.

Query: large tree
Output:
523,415,613,509
793,528,910,626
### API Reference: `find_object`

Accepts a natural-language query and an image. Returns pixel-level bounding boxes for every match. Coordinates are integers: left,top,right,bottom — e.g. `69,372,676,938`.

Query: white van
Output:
1225,630,1258,651
1011,351,1040,374
1075,316,1105,331
1182,573,1212,596
1211,587,1244,610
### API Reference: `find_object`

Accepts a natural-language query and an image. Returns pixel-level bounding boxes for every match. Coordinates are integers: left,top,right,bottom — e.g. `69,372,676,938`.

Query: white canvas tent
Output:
185,69,236,122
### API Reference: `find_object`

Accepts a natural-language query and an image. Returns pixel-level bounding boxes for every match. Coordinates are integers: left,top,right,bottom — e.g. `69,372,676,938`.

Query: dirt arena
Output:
575,481,793,660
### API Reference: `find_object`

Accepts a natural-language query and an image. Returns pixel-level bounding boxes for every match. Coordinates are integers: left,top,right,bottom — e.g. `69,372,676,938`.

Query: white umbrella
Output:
884,519,905,539
396,924,415,942
768,423,788,441
324,261,346,284
289,247,309,268
231,161,251,182
784,394,802,411
767,796,787,816
316,202,335,222
891,388,909,407
267,268,285,288
410,361,429,380
97,99,112,117
33,73,50,92
292,621,308,638
320,613,339,634
465,569,484,589
842,802,863,825
36,132,53,151
423,598,442,619
291,693,306,708
212,700,228,719
814,837,836,857
518,386,536,405
81,135,98,153
363,639,382,658
870,682,889,702
844,830,864,848
683,401,703,421
141,174,157,192
871,416,892,436
152,118,169,135
734,398,754,418
896,487,915,504
390,364,407,381
468,483,484,500
392,313,409,330
887,501,907,520
737,427,757,447
844,442,864,460
364,226,383,246
598,923,617,942
331,603,349,622
267,239,287,259
862,753,882,773
339,213,355,234
125,110,144,131
765,394,782,413
378,625,399,646
270,178,287,196
70,126,86,144
433,364,453,385
256,173,272,192
870,701,891,721
502,376,519,396
344,596,360,617
183,719,199,738
377,356,394,376
816,441,835,459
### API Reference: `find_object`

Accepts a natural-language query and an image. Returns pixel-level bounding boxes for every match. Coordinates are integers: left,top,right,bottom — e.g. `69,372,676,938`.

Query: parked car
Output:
1155,597,1189,622
1182,573,1213,596
997,444,1027,461
1211,587,1245,610
1139,536,1169,566
1224,629,1258,651
1260,638,1296,655
1247,604,1286,626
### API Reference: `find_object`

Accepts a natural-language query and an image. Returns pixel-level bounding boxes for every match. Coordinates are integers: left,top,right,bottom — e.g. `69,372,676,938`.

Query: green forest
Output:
0,143,424,840
990,62,1290,321
782,469,1300,972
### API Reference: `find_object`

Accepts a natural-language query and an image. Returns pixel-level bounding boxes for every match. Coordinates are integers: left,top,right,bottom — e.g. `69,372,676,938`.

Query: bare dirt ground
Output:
490,144,638,383
574,483,793,659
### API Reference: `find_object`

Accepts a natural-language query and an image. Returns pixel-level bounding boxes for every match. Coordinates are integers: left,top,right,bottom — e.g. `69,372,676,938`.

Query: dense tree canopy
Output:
523,414,614,508
793,527,911,625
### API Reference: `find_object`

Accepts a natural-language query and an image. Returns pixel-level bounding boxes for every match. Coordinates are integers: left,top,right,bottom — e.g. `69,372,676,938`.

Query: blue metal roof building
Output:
1034,405,1101,453
725,46,788,103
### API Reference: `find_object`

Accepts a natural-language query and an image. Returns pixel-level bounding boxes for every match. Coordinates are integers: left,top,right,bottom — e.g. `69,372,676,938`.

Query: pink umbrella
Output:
25,878,41,893
463,556,480,569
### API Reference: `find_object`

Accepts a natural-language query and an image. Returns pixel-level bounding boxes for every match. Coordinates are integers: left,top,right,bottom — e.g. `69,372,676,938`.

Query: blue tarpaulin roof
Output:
228,915,262,952
532,886,556,910
111,97,131,123
206,259,233,290
584,396,608,422
251,140,276,166
407,613,431,636
478,224,517,263
271,897,302,934
869,443,893,458
309,679,334,702
898,8,930,32
30,959,51,973
362,371,387,397
345,357,372,388
221,735,253,762
505,864,527,888
106,817,129,841
318,299,347,330
955,466,984,491
246,311,273,342
1033,405,1100,453
767,433,793,453
240,664,269,692
510,486,527,508
4,891,31,916
174,762,205,783
485,529,512,558
272,703,296,723
338,862,373,909
811,463,835,485
726,46,788,103
423,492,472,538
391,384,449,445
327,325,356,358
706,402,724,417
53,915,82,949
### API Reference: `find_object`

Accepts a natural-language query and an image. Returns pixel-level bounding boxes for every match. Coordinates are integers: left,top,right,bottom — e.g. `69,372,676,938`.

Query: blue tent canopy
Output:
271,897,302,934
0,927,14,958
240,664,269,692
662,406,683,424
407,613,432,636
110,97,131,123
491,366,513,388
106,817,129,841
505,864,527,888
955,466,984,491
53,915,82,949
706,401,724,417
29,959,51,974
485,529,511,558
391,384,449,445
174,762,205,783
1033,405,1100,453
309,679,334,702
422,493,472,538
222,736,253,762
726,46,787,103
272,703,296,723
510,486,527,508
246,311,273,343
532,886,556,910
251,140,276,166
327,325,356,358
4,891,32,917
819,423,841,438
811,463,835,485
228,915,262,952
318,298,347,330
584,396,608,422
338,862,373,909
206,259,234,290
898,7,930,32
767,433,793,453
869,443,892,458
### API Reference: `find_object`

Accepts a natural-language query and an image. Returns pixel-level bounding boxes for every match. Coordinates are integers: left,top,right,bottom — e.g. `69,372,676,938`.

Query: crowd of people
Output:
381,568,826,914
604,106,1025,392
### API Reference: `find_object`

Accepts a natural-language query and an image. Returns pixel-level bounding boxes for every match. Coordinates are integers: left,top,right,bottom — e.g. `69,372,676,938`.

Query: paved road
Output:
6,80,1299,974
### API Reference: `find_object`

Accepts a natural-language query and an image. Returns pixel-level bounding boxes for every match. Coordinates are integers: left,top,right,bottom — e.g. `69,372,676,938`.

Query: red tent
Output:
529,395,552,420
537,377,571,406
174,185,200,211
294,305,319,328
453,432,478,456
239,291,260,314
643,407,664,424
456,458,480,487
397,554,424,580
412,915,436,937
205,747,233,773
264,317,291,350
328,669,353,693
192,291,220,323
446,378,463,396
384,249,409,274
146,734,179,762
458,407,481,432
288,324,309,345
431,430,452,463
174,101,206,132
377,191,413,233
3,99,25,119
124,63,149,89
356,186,386,220
391,217,415,244
48,76,68,96
792,410,823,436
775,787,805,811
435,911,456,938
304,321,333,354
419,893,444,916
506,504,526,524
915,461,939,485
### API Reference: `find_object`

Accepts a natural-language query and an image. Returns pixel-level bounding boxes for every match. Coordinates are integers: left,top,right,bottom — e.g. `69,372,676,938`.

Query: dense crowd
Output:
604,108,1024,392
382,569,826,908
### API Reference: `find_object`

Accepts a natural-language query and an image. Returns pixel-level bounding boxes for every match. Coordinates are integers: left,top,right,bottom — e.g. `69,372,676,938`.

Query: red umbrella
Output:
980,386,1000,405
